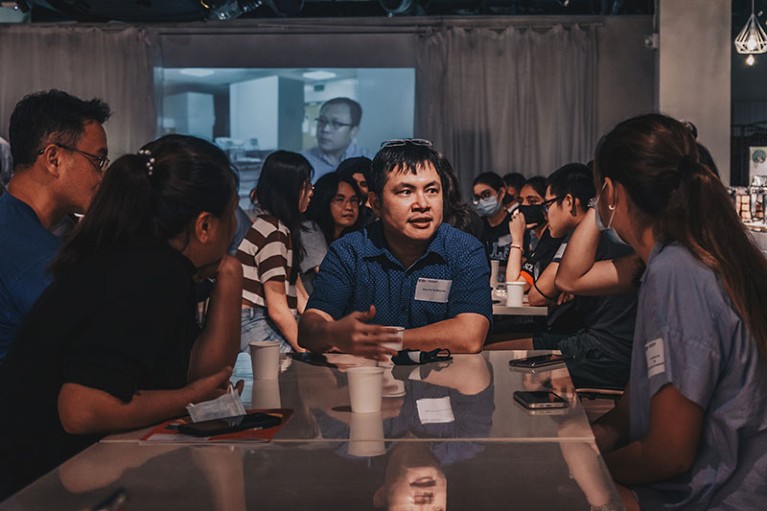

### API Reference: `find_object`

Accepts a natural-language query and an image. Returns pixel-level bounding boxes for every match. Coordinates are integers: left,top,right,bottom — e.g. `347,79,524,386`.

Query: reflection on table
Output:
1,440,620,511
104,350,593,444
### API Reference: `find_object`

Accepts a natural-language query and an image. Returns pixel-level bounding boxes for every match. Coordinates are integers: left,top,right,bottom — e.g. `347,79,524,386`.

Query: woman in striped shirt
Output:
237,151,313,353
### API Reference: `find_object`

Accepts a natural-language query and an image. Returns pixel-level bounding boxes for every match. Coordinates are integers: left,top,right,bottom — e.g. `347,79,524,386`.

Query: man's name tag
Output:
414,278,452,303
416,397,455,424
645,337,666,377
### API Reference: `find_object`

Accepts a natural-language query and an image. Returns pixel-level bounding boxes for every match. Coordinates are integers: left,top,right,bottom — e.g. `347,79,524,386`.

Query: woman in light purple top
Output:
555,113,767,510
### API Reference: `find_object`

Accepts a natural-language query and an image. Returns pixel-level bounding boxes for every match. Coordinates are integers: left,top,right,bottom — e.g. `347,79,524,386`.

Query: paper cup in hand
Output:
378,326,404,367
249,340,280,380
347,366,385,413
506,282,526,307
348,411,386,457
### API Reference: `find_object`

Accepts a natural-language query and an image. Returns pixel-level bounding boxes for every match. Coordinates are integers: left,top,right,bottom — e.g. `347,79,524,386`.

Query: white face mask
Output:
475,196,501,217
594,181,629,246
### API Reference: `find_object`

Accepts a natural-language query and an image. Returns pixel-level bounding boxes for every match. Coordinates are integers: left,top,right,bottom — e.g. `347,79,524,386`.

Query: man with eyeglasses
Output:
501,162,638,389
301,97,372,182
0,90,111,361
298,139,492,358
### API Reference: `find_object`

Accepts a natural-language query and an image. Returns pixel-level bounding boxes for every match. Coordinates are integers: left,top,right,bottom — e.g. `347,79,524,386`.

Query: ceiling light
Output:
179,68,215,77
735,0,767,55
302,71,336,80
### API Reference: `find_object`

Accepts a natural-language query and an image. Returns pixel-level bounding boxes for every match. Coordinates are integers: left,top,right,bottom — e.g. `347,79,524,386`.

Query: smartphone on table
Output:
178,412,282,437
508,353,573,369
513,390,569,409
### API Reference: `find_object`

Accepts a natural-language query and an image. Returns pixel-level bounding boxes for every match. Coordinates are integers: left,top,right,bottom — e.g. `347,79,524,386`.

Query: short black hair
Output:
472,172,504,191
336,156,372,182
369,141,445,198
9,89,111,169
502,172,526,191
546,163,594,212
321,97,362,127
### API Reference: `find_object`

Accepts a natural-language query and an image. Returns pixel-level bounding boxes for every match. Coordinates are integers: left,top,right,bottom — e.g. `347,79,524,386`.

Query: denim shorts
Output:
240,306,296,353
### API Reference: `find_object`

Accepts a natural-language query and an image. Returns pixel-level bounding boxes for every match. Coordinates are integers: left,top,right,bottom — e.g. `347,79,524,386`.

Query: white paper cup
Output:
251,378,282,409
348,411,386,457
506,281,526,307
380,326,405,352
347,366,385,413
490,259,500,288
249,340,280,380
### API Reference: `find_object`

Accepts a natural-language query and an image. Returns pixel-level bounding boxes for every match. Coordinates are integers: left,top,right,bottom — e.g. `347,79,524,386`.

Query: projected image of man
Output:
302,97,372,181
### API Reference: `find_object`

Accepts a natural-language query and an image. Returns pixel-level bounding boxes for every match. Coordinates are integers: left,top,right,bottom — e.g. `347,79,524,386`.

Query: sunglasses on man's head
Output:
379,138,433,149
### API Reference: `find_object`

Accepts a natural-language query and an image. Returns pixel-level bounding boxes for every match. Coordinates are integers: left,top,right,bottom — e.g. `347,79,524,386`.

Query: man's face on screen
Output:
316,103,358,155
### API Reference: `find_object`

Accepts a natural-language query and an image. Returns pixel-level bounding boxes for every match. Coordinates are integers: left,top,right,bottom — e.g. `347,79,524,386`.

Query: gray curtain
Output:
416,24,597,195
0,25,157,158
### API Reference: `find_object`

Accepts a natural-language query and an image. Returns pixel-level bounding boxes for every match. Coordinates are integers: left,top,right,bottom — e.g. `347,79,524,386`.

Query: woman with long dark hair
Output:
559,113,767,510
237,150,313,353
0,135,243,498
300,172,363,293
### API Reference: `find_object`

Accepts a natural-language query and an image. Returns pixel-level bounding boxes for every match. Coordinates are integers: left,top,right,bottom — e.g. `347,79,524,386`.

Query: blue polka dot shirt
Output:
307,221,493,329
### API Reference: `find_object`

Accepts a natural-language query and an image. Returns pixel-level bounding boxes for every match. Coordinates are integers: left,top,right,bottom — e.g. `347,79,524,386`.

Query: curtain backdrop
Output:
0,25,157,159
416,24,597,195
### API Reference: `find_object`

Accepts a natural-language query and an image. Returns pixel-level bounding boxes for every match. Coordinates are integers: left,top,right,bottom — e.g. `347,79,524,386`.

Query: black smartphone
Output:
178,412,282,437
508,353,573,369
513,390,569,409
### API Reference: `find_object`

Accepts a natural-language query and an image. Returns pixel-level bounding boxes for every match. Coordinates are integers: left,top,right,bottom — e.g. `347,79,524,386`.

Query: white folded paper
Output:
186,384,246,423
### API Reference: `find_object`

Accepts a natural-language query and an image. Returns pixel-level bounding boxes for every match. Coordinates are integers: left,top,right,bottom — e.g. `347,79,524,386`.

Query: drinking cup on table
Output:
506,281,526,307
348,411,386,457
249,340,280,380
251,378,282,409
347,366,385,413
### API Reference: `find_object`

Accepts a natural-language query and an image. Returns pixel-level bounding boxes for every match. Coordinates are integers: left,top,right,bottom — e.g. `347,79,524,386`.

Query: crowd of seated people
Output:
0,88,765,509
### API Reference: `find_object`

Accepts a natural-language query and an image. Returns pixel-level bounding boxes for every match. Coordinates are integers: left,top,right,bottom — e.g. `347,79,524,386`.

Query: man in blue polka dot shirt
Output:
299,140,492,360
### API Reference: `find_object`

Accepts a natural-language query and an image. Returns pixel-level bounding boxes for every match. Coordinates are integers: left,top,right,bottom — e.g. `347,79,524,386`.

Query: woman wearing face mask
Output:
557,114,767,510
505,175,564,289
472,172,514,270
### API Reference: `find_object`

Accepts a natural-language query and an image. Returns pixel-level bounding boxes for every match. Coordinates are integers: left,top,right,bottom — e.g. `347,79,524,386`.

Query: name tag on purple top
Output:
414,278,452,303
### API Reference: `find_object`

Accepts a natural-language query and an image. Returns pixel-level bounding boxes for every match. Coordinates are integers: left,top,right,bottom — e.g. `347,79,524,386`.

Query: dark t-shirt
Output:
479,212,513,263
0,244,200,498
519,228,565,285
567,234,637,364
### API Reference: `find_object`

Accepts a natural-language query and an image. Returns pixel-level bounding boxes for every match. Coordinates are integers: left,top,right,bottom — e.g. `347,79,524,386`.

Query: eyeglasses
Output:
379,138,433,149
331,195,361,208
316,117,354,131
541,196,563,214
471,189,497,205
38,143,110,173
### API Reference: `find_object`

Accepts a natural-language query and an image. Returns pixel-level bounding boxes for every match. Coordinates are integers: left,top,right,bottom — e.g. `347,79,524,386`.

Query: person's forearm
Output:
605,437,694,485
58,383,205,435
267,304,301,351
297,310,334,352
189,258,243,380
556,209,601,293
505,246,523,282
404,314,489,353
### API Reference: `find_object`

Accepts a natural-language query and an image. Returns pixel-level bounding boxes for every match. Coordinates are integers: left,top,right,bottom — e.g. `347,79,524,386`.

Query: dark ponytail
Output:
51,135,237,276
595,113,767,359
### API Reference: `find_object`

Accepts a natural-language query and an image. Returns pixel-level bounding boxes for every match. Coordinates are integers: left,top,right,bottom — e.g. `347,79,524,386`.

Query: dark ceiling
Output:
17,0,654,22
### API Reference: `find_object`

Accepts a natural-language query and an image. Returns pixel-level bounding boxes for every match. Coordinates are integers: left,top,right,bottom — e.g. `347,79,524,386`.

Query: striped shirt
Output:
236,214,297,311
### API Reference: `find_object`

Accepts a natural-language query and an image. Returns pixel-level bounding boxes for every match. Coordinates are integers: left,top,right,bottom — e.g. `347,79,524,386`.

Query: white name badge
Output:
645,337,666,377
416,396,455,424
414,278,452,303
